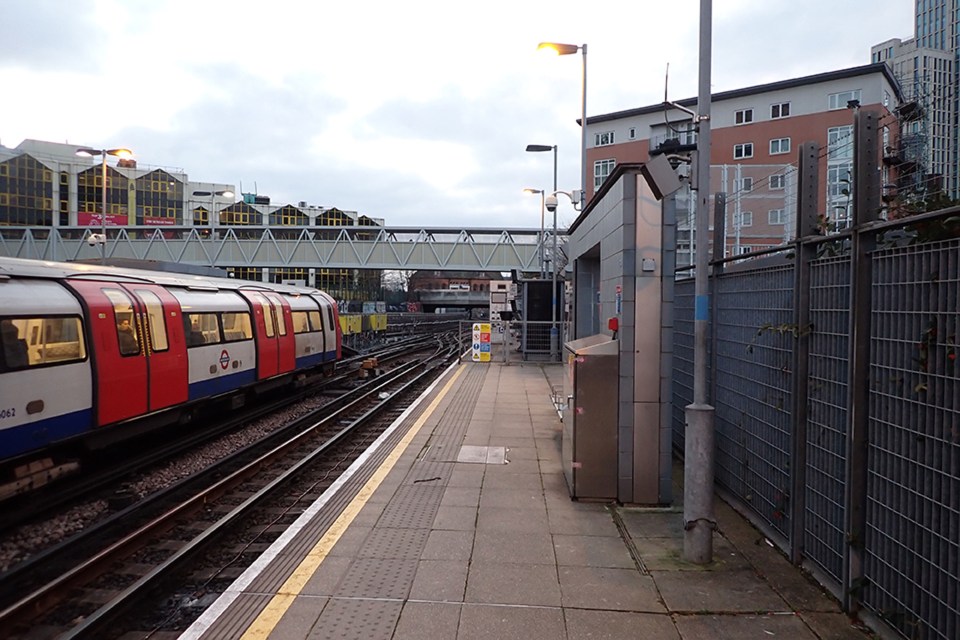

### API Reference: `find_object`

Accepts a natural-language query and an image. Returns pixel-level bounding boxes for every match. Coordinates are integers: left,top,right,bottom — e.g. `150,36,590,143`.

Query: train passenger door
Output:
65,281,187,426
264,292,295,373
239,291,279,380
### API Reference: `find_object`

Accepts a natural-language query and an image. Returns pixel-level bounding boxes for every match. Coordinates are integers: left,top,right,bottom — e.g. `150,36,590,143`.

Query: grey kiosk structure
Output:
562,156,682,505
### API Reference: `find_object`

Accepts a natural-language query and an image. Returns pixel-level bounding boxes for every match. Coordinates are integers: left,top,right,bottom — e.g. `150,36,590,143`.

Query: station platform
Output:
180,361,876,640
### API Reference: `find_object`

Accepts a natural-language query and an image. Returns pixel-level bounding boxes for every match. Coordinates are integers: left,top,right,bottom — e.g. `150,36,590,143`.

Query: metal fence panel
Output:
862,239,960,640
803,255,852,586
713,265,795,539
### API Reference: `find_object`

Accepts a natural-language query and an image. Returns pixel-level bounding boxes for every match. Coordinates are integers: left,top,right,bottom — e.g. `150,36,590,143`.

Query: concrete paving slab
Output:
409,559,468,602
799,612,881,639
457,603,566,640
300,555,352,596
482,471,545,490
653,568,790,613
552,533,637,569
270,595,327,638
672,613,820,639
564,608,680,639
546,508,621,536
439,486,481,508
472,530,556,564
558,565,665,612
632,534,752,572
479,487,547,509
393,602,462,640
465,562,562,606
421,529,475,561
432,505,478,531
476,505,550,533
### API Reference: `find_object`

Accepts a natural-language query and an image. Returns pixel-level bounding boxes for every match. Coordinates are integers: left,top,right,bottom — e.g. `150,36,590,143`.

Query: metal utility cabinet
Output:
562,334,619,500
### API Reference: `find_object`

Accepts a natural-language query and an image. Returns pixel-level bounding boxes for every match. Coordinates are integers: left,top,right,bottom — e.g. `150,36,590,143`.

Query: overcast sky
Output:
1,0,913,230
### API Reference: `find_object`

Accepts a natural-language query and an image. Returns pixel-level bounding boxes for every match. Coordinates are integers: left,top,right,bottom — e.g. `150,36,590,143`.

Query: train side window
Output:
308,310,323,332
291,311,310,334
2,316,86,371
260,300,275,338
103,288,140,356
185,313,220,346
272,300,287,336
326,306,335,331
135,290,169,352
222,312,253,342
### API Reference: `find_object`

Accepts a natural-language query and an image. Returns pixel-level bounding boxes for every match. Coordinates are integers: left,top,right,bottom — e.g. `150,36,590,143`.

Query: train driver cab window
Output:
222,312,253,342
134,289,169,352
103,289,140,356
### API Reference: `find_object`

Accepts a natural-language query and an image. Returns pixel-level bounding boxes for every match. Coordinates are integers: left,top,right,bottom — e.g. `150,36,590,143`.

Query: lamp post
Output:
525,144,558,194
523,188,546,277
75,147,133,264
191,189,234,232
537,42,587,203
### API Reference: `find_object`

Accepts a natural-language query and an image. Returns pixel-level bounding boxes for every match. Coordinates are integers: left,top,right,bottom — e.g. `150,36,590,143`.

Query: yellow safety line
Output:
240,364,466,640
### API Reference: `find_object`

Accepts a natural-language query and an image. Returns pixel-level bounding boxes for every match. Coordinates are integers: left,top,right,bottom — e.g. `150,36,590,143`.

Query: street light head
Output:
75,148,98,158
538,42,580,56
523,188,543,195
525,144,554,153
219,190,234,198
107,148,133,159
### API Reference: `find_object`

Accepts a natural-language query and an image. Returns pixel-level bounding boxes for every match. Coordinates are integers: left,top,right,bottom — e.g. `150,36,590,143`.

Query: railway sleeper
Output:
0,458,81,501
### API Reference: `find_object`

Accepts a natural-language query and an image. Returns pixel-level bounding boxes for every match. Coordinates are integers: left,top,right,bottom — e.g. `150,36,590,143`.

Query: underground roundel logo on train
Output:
219,349,230,370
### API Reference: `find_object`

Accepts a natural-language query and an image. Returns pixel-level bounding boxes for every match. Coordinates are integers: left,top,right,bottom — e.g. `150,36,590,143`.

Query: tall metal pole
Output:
552,145,558,194
579,46,588,202
539,191,546,277
683,0,716,564
100,151,107,265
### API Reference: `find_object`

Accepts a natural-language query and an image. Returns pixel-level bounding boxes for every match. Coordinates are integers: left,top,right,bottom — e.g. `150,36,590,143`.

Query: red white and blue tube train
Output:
0,257,342,499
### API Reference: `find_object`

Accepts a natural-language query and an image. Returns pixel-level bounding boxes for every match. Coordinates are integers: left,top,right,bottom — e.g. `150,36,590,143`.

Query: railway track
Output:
0,334,461,638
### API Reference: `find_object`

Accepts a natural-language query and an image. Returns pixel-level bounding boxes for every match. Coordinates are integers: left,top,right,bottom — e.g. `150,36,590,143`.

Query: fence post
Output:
709,192,726,409
843,107,881,613
788,141,820,564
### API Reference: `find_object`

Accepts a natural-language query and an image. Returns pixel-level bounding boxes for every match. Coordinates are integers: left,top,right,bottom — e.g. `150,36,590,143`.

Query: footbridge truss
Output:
0,226,566,272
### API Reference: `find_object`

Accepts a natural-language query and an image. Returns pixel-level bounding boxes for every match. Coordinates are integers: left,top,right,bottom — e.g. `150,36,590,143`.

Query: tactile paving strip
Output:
306,596,404,640
332,557,420,599
357,527,430,559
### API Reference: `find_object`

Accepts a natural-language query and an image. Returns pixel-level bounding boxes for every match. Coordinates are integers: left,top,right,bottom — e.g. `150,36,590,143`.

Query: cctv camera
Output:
545,195,558,213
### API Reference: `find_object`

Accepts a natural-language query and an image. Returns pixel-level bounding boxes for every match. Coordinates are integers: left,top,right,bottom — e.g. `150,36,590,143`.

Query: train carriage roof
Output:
0,257,331,300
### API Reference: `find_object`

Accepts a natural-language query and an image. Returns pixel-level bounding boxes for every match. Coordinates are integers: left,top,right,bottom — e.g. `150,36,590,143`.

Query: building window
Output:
769,137,791,155
594,159,616,190
827,126,854,160
828,89,862,110
740,177,753,192
595,131,615,146
735,109,754,125
770,174,786,190
628,127,636,140
734,211,753,227
770,102,790,119
733,143,753,159
769,208,787,225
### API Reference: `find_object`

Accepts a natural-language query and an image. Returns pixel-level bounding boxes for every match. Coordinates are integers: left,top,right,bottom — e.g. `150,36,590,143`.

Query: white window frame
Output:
740,177,753,192
734,211,754,227
769,137,791,155
770,102,790,119
735,108,754,125
770,174,786,190
734,143,754,159
595,131,615,146
829,89,862,110
628,127,636,140
768,208,787,225
594,159,616,190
